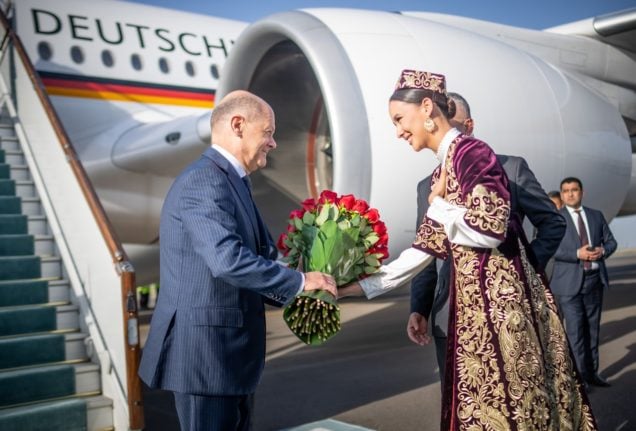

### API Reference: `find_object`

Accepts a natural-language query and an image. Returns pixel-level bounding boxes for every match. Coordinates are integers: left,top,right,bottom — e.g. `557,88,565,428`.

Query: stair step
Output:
0,394,113,431
0,234,34,256
0,214,27,234
0,278,69,307
28,215,48,235
0,163,8,179
0,136,19,151
0,255,41,280
0,124,14,137
0,178,15,195
0,398,87,431
0,304,79,336
0,362,100,408
15,180,37,199
40,255,62,278
9,165,30,181
3,150,24,165
20,196,42,216
0,195,20,214
0,279,48,307
34,234,55,256
0,364,77,406
0,332,88,369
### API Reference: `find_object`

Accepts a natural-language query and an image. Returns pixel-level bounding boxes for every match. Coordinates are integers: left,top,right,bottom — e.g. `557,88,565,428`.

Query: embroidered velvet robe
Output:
414,135,597,430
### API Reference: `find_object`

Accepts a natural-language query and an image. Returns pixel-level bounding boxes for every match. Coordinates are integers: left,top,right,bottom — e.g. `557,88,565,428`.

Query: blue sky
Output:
127,0,635,30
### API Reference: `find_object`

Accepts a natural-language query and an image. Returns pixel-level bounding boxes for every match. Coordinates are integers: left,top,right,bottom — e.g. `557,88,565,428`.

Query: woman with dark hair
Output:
341,69,597,430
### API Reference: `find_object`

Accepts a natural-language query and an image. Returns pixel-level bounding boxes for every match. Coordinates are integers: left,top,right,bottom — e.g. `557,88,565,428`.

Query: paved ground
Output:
140,250,636,431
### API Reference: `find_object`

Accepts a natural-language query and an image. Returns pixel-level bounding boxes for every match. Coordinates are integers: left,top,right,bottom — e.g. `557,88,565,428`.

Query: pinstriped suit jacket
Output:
139,147,302,396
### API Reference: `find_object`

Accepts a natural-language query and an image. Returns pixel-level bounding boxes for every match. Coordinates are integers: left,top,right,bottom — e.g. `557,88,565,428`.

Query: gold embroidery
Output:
413,218,447,257
465,184,510,235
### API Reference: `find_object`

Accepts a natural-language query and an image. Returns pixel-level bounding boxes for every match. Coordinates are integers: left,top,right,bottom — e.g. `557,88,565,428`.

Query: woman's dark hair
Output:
390,88,456,119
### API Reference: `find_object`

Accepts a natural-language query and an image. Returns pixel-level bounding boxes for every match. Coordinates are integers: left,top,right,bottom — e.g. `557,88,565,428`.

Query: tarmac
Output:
140,249,636,430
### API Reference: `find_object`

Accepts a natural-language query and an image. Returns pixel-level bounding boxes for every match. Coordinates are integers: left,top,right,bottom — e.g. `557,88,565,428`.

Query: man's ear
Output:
230,115,245,137
464,118,474,136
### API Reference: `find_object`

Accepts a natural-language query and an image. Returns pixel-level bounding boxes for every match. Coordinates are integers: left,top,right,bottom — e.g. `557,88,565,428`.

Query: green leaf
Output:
315,203,332,226
302,211,316,226
293,217,304,231
364,232,379,247
364,254,379,267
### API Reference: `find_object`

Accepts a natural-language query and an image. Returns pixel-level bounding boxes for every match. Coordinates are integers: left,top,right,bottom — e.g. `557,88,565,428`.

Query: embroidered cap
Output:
394,69,447,96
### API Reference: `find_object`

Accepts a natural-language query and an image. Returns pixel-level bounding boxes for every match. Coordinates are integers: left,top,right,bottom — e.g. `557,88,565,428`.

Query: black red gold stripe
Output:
39,71,215,108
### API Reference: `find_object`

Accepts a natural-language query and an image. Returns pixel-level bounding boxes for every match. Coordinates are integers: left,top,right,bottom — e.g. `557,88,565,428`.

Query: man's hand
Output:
304,272,337,298
428,168,447,205
578,246,602,262
407,312,431,346
338,281,364,298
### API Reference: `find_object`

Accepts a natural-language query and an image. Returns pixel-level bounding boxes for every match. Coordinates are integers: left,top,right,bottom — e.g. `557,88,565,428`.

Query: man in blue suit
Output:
551,177,617,388
139,90,337,430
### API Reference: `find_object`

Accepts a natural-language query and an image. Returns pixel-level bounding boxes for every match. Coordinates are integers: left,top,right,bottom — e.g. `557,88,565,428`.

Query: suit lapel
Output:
561,207,582,247
583,206,599,246
204,148,261,250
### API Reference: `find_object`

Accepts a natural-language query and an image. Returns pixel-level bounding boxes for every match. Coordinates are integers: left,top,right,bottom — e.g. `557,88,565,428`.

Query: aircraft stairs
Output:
0,5,144,429
0,104,114,430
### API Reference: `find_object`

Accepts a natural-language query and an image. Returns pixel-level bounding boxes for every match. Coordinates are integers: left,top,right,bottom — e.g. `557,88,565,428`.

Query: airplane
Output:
11,0,636,285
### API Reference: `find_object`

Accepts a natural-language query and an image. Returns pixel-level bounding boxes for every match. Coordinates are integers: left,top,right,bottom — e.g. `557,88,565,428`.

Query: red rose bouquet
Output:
277,190,389,345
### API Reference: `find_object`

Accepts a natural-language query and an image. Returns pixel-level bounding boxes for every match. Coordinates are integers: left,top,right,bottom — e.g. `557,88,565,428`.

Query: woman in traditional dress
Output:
341,69,597,430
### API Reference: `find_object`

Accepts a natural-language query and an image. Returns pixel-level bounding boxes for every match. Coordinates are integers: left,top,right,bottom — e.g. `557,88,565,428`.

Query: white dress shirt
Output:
359,129,504,299
565,205,599,270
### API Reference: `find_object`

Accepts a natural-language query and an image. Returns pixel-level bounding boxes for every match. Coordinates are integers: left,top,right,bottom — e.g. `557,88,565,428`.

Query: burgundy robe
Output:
414,135,597,430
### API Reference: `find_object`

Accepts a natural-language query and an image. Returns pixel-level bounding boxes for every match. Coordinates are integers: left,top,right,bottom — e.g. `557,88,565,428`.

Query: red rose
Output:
277,233,287,252
289,209,305,219
338,194,356,211
372,221,387,236
364,208,380,224
287,223,296,233
377,234,389,247
369,246,389,260
301,198,316,212
352,199,369,213
319,190,338,204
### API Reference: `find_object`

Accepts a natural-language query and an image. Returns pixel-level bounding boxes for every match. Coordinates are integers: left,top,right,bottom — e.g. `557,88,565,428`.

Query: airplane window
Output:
37,42,52,61
102,50,114,68
159,58,169,74
70,46,84,64
185,61,195,77
131,54,143,71
210,64,220,79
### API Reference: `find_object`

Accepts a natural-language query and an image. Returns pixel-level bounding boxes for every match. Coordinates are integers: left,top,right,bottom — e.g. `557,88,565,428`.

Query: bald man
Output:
139,91,336,430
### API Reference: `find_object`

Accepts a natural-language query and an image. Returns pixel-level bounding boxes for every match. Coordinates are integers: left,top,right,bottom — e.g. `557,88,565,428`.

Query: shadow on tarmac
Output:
141,255,636,431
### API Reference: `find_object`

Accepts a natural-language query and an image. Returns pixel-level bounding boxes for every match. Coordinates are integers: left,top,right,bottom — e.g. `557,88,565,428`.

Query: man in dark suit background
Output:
407,92,566,381
139,90,337,430
551,177,617,387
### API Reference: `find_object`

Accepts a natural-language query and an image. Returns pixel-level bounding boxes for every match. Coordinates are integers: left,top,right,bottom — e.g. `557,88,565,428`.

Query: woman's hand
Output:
338,281,364,298
428,167,447,204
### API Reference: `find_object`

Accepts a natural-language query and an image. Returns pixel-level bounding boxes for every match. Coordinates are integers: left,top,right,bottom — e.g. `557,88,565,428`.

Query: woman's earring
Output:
424,117,435,132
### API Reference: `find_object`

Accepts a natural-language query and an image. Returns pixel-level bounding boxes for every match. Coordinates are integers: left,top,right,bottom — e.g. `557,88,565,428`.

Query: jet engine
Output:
218,9,632,258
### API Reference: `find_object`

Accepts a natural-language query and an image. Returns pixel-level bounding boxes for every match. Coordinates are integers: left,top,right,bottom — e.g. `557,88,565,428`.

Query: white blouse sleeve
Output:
427,197,502,249
359,247,434,299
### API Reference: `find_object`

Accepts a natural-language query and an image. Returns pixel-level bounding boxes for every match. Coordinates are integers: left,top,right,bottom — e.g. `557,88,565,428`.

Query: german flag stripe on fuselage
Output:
39,71,215,108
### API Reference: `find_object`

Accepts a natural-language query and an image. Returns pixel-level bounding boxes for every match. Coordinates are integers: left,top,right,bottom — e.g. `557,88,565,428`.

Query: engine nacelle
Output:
218,9,631,258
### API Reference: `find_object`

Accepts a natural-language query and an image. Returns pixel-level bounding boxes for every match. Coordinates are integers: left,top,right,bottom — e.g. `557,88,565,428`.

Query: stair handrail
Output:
0,7,144,430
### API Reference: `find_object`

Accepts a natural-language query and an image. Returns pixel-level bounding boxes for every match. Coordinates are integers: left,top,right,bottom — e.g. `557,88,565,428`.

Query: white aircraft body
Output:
12,0,636,283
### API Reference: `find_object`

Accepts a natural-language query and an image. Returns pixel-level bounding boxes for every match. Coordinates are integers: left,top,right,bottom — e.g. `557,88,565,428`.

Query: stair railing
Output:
0,6,143,430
